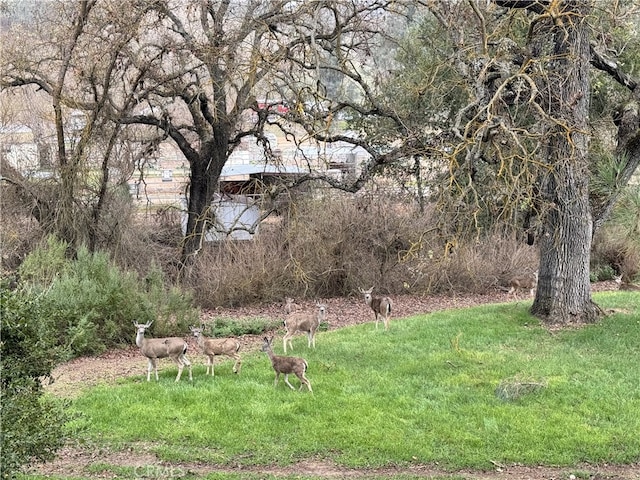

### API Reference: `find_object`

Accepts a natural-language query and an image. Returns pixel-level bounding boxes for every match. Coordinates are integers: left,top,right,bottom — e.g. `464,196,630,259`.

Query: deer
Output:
614,275,640,291
283,302,327,353
133,321,192,382
189,325,242,376
283,297,298,315
261,337,312,393
507,270,538,299
360,287,392,330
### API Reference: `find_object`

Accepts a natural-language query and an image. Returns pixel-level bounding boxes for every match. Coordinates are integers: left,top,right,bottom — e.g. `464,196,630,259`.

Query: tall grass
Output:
66,293,640,471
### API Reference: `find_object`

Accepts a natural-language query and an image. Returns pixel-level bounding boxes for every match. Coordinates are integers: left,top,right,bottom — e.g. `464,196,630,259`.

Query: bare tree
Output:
0,0,154,253
107,0,414,267
3,0,419,267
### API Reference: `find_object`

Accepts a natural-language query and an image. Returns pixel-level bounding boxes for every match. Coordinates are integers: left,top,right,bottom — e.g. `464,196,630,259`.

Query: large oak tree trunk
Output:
180,137,227,267
529,1,601,324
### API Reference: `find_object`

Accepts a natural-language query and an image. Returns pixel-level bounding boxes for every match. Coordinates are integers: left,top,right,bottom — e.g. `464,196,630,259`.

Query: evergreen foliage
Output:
0,283,68,479
204,316,283,338
16,236,199,358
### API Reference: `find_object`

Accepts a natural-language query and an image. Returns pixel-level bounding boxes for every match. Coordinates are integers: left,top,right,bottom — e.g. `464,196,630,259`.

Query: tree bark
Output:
181,141,227,266
528,1,601,323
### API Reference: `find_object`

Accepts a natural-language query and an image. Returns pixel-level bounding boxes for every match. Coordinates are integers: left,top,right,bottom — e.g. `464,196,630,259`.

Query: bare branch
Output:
589,42,639,94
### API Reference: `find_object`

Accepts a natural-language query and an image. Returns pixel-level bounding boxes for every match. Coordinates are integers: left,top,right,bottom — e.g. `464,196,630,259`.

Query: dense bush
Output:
17,234,69,284
17,236,199,358
0,283,69,479
187,192,539,307
591,229,640,282
200,316,283,338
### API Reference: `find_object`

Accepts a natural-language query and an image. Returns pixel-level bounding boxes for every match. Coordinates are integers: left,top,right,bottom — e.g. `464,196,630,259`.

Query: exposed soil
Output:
28,444,640,480
35,281,640,479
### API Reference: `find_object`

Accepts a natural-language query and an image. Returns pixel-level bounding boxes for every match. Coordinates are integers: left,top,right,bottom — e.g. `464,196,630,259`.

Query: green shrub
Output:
203,316,283,338
18,235,69,285
142,264,199,338
17,240,198,359
0,284,69,479
589,263,617,282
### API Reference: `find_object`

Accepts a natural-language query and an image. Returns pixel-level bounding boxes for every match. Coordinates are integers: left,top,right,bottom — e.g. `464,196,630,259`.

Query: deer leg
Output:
298,374,312,393
182,354,192,381
284,334,294,354
175,358,183,382
284,374,295,390
232,355,241,374
274,371,281,387
146,358,156,382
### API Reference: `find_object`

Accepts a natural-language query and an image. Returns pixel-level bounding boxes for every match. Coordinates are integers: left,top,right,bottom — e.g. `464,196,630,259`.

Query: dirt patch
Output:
29,445,640,479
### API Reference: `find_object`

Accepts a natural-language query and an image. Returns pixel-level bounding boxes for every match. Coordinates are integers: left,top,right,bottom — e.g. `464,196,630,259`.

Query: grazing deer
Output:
133,321,192,382
360,287,392,330
614,275,640,291
261,337,312,393
507,270,538,299
283,303,327,353
189,325,242,376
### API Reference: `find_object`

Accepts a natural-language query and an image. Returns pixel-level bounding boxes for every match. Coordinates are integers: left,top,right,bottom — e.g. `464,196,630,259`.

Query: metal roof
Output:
220,163,308,179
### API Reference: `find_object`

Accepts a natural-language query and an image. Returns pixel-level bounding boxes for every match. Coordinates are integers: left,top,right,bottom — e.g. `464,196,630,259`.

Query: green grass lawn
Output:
64,292,640,473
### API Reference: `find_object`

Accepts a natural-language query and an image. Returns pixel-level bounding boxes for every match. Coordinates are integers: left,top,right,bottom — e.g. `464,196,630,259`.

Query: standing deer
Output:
283,302,327,353
189,325,242,376
360,287,392,330
133,321,192,382
507,270,538,299
261,337,312,393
